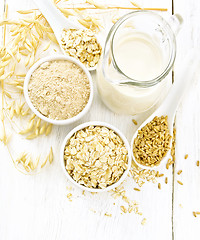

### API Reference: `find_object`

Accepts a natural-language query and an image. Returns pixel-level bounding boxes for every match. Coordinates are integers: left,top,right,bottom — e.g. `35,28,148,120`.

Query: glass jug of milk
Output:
97,11,182,115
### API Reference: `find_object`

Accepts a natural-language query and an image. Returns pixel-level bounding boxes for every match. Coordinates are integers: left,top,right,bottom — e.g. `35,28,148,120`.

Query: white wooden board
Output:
1,0,200,239
173,0,200,239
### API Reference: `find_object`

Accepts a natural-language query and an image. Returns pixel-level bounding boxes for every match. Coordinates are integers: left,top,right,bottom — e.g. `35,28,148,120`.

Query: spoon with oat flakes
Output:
131,51,199,170
33,0,102,71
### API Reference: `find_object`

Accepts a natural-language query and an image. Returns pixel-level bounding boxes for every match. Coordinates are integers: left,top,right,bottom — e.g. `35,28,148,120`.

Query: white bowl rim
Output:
24,55,94,125
60,121,132,193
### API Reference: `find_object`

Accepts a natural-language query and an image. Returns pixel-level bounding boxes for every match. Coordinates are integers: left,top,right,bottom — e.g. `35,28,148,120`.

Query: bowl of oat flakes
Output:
24,55,93,125
60,121,132,192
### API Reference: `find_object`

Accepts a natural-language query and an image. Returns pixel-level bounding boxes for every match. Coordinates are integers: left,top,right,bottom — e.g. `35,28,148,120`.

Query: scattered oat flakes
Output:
111,184,141,216
184,154,188,159
129,161,157,187
66,186,72,191
104,212,112,217
90,209,96,213
91,192,97,195
120,205,127,213
158,183,161,190
196,161,199,167
67,193,72,201
141,218,147,225
128,206,134,213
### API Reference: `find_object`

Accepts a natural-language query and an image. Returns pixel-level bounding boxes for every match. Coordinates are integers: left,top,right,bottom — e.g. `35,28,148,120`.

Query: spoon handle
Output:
158,50,199,120
33,0,69,39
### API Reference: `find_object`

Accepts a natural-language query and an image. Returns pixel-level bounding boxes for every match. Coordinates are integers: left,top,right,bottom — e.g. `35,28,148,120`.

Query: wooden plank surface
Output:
1,1,172,240
2,0,200,239
173,0,200,239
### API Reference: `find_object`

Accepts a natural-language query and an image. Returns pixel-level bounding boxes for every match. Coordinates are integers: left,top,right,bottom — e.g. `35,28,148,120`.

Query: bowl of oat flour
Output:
24,55,93,125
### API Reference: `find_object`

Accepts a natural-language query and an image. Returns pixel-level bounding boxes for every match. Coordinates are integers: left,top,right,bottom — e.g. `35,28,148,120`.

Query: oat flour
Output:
28,60,90,120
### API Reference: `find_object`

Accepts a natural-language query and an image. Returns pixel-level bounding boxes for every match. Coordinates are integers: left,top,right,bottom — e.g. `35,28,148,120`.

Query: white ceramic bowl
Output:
24,55,93,125
60,121,132,193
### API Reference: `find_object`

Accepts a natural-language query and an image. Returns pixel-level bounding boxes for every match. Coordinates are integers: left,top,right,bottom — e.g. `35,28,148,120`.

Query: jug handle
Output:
168,14,183,35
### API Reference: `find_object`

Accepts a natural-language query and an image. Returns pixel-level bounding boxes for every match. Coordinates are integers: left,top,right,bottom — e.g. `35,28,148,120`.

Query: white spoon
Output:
33,0,101,71
131,51,199,169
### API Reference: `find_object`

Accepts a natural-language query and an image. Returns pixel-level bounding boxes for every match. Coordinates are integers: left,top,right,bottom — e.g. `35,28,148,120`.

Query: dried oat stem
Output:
0,4,8,145
14,147,53,173
0,6,57,173
53,0,167,31
57,6,167,11
41,147,54,168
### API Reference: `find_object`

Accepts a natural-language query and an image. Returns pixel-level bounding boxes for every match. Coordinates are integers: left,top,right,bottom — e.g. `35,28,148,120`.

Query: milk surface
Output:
113,31,164,81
